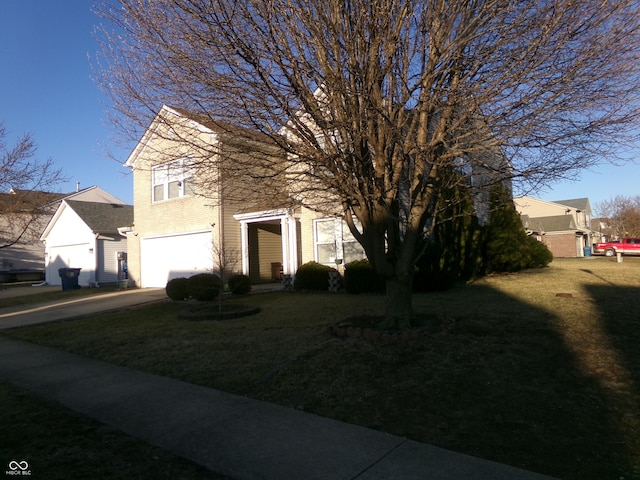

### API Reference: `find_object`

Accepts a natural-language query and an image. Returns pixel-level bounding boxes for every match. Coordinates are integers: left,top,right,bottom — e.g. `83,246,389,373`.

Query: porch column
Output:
287,216,299,274
239,221,249,276
281,217,290,275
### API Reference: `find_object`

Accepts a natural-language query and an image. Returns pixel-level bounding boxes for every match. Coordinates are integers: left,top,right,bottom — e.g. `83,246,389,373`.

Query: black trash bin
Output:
58,268,81,291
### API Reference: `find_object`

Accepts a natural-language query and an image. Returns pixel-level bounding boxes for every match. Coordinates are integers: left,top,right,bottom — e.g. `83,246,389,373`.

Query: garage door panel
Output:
141,232,212,288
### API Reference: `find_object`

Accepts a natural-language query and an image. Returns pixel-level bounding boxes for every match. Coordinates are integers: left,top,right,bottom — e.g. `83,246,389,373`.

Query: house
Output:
513,196,594,257
123,105,367,288
0,186,126,282
40,200,133,287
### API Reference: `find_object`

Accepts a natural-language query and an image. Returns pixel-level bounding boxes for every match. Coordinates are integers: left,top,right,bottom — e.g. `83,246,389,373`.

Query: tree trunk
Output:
379,275,414,330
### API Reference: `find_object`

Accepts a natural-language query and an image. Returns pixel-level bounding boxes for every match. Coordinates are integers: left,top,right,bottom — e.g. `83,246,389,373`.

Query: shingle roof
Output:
552,198,591,212
66,201,133,235
524,214,577,233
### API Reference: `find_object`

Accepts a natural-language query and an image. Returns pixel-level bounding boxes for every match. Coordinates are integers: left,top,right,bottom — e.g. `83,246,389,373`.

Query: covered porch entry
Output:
234,209,300,284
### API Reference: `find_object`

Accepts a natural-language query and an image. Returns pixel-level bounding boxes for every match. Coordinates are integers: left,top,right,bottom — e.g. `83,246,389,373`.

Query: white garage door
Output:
46,243,93,286
140,232,213,288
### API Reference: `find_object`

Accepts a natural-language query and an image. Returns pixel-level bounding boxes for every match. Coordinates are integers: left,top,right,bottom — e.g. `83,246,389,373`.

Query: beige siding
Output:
298,207,320,264
127,124,222,287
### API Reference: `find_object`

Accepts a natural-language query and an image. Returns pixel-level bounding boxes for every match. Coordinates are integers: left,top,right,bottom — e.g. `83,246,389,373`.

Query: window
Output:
314,217,365,266
152,159,194,202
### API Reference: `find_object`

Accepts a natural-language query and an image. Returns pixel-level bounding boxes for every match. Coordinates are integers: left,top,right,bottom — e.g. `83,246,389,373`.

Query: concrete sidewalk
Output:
0,290,557,479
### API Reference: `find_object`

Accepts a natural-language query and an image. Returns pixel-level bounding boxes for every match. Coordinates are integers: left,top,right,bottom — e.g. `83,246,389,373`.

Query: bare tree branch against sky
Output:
95,0,640,326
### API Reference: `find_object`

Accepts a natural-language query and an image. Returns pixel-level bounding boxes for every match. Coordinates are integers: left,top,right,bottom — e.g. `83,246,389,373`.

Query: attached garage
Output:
140,231,213,288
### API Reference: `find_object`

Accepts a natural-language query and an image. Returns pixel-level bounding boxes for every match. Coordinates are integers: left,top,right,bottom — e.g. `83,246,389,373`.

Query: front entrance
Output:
234,210,300,284
248,221,282,283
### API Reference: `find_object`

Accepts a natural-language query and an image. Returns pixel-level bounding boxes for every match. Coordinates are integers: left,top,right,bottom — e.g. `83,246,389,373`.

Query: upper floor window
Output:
152,159,194,202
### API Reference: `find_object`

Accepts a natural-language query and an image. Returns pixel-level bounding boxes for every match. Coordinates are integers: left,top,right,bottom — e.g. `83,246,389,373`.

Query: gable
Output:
125,105,220,169
41,202,93,245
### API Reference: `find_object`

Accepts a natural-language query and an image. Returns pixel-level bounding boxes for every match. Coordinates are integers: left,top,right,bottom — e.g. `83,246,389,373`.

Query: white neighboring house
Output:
40,200,133,287
0,185,127,282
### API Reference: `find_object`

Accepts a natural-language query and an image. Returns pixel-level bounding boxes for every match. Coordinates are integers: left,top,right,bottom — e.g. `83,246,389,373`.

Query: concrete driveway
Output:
0,287,167,330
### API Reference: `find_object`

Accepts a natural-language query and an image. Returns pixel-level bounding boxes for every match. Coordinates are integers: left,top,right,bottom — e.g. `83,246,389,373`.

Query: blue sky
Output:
0,1,638,212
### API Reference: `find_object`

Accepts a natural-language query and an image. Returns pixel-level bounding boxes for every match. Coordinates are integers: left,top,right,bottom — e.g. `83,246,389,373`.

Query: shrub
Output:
228,274,252,295
344,259,385,294
294,261,339,291
187,273,222,301
165,277,190,301
485,185,553,272
525,235,554,268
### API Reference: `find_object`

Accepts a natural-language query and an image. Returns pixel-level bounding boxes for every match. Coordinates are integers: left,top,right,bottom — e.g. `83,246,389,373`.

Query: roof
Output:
523,214,578,233
65,201,133,235
0,190,66,212
552,198,591,212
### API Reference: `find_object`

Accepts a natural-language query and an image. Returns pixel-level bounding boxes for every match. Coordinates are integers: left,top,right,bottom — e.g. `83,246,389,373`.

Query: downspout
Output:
93,233,100,287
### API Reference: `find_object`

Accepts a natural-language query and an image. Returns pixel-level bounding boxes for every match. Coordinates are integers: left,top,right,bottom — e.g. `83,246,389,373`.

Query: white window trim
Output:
313,217,365,266
151,158,194,203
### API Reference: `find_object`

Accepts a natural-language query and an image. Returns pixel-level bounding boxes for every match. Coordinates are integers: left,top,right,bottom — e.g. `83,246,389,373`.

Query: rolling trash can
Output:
583,247,592,257
58,268,81,291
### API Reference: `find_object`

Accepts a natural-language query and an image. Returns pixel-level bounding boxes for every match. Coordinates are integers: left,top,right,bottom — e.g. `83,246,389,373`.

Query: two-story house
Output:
513,196,594,257
123,106,366,288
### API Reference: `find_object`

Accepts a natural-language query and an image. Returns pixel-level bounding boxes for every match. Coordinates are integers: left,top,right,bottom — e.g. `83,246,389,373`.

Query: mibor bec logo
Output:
6,460,31,476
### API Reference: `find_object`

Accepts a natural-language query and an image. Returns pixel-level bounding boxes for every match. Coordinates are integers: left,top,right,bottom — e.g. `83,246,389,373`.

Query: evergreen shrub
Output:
228,274,252,295
344,259,385,294
294,261,338,291
525,235,554,268
187,273,222,301
165,277,190,301
485,185,553,272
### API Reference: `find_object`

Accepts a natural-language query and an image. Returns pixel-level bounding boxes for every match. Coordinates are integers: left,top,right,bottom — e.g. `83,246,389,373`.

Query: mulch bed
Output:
329,314,448,343
178,303,260,321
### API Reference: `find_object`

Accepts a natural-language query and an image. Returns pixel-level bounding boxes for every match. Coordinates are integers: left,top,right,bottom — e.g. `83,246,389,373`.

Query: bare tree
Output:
596,195,640,238
0,122,65,250
96,0,640,328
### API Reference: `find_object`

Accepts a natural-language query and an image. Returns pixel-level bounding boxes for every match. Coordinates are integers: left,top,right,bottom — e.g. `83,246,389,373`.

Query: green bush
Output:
485,185,553,272
165,277,190,301
294,261,339,291
525,235,554,268
187,273,222,301
344,259,385,294
228,274,251,295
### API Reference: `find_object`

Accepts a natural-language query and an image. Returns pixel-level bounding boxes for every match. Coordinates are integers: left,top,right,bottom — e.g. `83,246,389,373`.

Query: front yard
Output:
2,257,639,480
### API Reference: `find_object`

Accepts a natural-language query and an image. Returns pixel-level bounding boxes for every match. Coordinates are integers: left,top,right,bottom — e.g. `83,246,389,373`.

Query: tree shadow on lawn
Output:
259,283,639,480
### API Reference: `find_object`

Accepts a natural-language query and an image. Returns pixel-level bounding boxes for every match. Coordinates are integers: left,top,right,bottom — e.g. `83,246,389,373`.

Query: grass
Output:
2,257,640,480
0,380,229,479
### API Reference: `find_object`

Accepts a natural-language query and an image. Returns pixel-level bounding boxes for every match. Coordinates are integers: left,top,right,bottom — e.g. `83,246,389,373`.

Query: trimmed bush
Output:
187,273,222,301
165,277,190,301
294,261,339,291
344,259,385,294
228,274,252,295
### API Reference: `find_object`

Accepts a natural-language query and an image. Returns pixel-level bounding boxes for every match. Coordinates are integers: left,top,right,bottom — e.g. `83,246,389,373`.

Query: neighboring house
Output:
123,105,368,288
514,196,594,257
40,200,133,287
0,186,125,282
